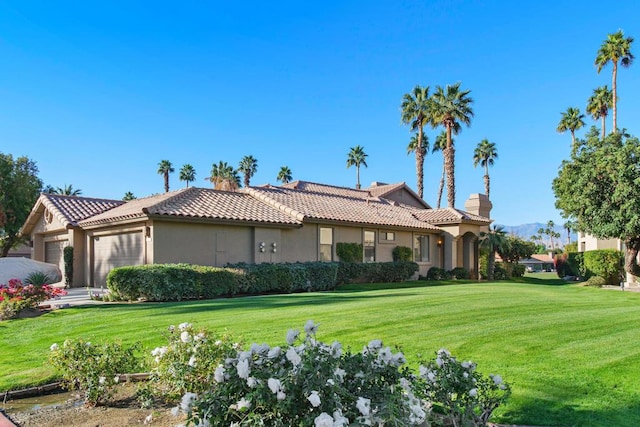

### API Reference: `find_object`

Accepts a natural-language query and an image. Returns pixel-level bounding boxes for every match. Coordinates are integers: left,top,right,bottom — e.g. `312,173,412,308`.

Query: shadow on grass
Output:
509,275,571,286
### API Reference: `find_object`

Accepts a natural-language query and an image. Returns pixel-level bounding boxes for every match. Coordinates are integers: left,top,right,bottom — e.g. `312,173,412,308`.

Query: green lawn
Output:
2,275,640,426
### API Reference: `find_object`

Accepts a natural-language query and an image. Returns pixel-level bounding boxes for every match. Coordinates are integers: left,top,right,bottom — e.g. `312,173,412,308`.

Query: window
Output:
364,231,376,262
380,231,395,242
320,227,333,261
414,235,430,262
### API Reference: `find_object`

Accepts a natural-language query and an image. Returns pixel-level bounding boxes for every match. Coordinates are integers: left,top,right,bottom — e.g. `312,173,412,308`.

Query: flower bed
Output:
0,279,67,320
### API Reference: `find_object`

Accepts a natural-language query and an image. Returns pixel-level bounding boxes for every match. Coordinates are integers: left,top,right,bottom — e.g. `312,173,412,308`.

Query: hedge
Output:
583,249,623,286
335,262,419,285
392,246,413,262
336,243,363,263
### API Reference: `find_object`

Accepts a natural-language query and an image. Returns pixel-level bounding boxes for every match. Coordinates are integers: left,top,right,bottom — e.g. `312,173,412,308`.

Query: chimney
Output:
464,194,492,218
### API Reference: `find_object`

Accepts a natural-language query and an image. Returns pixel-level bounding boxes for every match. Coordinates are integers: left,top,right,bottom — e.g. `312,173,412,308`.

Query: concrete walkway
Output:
42,287,109,308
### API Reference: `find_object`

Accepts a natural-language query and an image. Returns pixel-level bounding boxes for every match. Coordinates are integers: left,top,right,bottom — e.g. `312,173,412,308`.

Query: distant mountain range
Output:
495,222,576,248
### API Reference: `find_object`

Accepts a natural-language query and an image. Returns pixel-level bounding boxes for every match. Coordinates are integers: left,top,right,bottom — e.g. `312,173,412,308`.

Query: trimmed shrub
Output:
336,262,419,284
336,242,363,263
583,249,623,286
63,246,74,287
426,267,451,281
494,263,508,280
449,267,469,279
586,276,607,288
392,246,413,262
555,252,585,278
511,264,526,278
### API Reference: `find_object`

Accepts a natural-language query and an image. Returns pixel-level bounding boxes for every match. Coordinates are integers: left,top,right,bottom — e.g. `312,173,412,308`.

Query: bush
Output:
449,267,469,279
336,242,363,263
49,339,142,406
583,249,623,285
392,246,413,262
63,246,74,287
585,276,607,287
0,279,67,320
24,272,52,286
149,322,238,402
426,267,451,281
336,262,419,284
511,264,526,278
555,252,585,278
493,263,508,280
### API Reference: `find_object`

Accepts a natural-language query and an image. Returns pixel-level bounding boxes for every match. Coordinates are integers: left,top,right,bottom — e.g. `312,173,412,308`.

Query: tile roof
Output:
412,207,492,225
280,181,374,199
245,186,440,230
79,187,302,227
365,181,431,209
26,193,124,230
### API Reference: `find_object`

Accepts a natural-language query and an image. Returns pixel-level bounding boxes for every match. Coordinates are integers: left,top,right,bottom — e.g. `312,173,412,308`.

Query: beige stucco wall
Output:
577,232,623,252
281,225,317,262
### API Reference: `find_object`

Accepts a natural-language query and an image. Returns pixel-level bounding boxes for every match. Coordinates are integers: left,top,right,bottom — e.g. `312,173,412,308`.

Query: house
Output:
518,253,554,272
577,232,623,252
20,181,492,287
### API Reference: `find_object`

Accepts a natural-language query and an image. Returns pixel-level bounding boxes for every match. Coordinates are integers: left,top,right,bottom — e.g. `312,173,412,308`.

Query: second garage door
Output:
92,232,144,286
45,240,66,282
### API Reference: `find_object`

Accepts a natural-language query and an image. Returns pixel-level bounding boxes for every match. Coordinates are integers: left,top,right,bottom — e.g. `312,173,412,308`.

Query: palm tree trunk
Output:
601,116,606,140
437,164,445,209
445,126,456,208
356,165,361,190
612,62,618,133
164,174,169,193
484,173,490,199
416,128,424,198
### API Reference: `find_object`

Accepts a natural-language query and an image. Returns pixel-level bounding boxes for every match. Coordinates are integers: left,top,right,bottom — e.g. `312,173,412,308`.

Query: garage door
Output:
45,240,66,282
92,232,144,286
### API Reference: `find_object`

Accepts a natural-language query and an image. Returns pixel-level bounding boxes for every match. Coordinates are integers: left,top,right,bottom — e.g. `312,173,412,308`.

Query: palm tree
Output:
586,86,613,140
207,161,240,190
480,225,508,281
595,30,634,133
157,160,174,193
430,82,474,208
563,220,577,245
179,164,196,188
277,166,292,184
53,184,82,196
431,131,448,209
346,145,368,189
556,107,586,154
473,139,498,199
401,85,431,199
122,191,136,201
238,155,258,188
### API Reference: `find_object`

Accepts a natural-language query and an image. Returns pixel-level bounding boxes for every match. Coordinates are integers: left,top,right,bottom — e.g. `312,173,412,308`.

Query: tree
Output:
430,82,474,208
431,131,449,209
553,129,640,276
556,107,585,155
207,161,240,191
238,155,258,188
52,184,82,196
122,192,136,201
277,166,292,184
479,225,507,281
346,145,368,190
0,153,43,256
586,86,613,140
401,85,431,199
537,220,561,250
157,160,174,193
563,220,577,245
498,236,536,266
472,139,498,199
595,30,634,133
179,164,196,188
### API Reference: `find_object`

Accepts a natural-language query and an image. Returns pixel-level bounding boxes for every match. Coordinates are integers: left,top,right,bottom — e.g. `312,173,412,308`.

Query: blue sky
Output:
1,1,639,226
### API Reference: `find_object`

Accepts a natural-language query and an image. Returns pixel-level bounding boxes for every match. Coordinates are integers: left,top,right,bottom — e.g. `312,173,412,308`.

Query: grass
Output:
2,273,640,426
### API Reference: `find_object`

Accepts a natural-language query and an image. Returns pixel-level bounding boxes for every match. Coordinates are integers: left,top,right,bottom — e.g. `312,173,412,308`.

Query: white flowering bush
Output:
416,349,511,426
148,322,238,401
48,339,141,406
183,321,428,426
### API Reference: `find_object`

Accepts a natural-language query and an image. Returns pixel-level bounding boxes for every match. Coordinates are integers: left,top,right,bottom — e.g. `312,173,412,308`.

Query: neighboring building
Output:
519,253,554,272
20,181,492,287
577,232,623,252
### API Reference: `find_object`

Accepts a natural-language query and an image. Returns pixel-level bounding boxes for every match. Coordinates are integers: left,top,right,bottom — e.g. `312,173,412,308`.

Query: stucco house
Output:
20,181,492,287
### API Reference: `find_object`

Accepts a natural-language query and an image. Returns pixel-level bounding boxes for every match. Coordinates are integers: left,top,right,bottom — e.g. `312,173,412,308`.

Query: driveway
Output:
42,287,109,308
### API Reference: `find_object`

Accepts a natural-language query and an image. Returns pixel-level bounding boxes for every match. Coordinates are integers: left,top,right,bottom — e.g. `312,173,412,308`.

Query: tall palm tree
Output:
207,161,240,190
431,131,448,209
276,166,292,184
595,30,634,133
401,85,431,199
53,184,82,196
480,225,508,281
157,160,174,193
179,164,196,188
586,86,613,140
238,155,258,188
563,220,577,245
430,82,474,208
346,145,368,189
473,139,498,199
122,191,136,201
556,107,586,155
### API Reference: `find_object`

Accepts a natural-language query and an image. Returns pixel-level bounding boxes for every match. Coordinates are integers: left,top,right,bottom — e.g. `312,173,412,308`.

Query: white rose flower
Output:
113,375,120,383
246,376,257,388
214,365,226,383
236,358,250,379
368,339,382,351
307,390,321,407
178,322,191,331
356,396,371,416
492,374,503,385
314,412,333,427
98,376,106,385
268,346,282,358
286,347,301,366
334,368,346,381
304,320,319,335
391,351,406,366
277,391,286,401
180,331,192,343
236,397,251,410
333,409,349,426
286,329,300,345
469,388,478,397
180,392,197,412
188,356,197,367
268,378,282,394
330,341,342,358
50,343,59,351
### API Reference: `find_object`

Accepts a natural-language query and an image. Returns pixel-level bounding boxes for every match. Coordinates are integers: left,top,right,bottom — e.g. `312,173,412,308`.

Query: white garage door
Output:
45,240,66,281
92,232,144,286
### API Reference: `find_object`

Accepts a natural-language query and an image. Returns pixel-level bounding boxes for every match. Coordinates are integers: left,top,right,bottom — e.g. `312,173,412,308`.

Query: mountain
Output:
495,222,576,248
